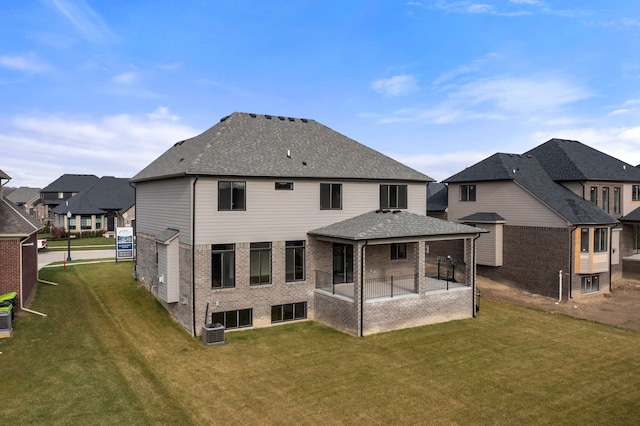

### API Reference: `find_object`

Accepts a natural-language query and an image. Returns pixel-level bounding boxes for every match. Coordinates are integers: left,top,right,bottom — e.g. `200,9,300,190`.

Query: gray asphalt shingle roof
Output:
459,212,505,222
444,153,618,226
0,197,42,235
308,210,486,241
525,138,640,182
132,112,433,183
427,182,448,212
41,174,99,193
621,207,640,222
6,187,41,205
52,176,134,215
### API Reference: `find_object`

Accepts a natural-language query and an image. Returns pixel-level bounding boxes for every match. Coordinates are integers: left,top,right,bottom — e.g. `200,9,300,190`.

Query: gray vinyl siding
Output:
623,183,640,216
448,181,568,228
193,178,426,244
136,178,192,244
560,181,584,197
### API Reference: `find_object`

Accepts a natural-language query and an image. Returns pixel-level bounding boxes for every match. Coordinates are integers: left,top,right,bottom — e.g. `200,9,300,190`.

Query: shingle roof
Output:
155,228,180,243
427,182,448,212
52,176,134,215
132,112,433,183
0,197,42,235
444,153,617,226
459,212,505,222
525,138,640,182
0,169,10,180
6,187,41,205
621,207,640,222
308,210,486,241
41,174,99,193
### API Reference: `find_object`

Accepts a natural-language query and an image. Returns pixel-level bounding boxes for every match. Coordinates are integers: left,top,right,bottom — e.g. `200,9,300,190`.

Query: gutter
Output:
472,233,481,317
569,226,577,299
191,176,199,337
129,182,137,279
359,240,368,337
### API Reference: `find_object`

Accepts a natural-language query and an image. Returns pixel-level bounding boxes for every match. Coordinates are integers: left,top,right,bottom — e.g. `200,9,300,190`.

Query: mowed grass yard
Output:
2,264,640,425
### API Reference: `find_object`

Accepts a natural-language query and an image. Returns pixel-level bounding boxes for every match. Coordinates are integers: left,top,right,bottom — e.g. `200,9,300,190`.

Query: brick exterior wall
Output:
622,258,640,280
477,226,578,299
0,233,39,311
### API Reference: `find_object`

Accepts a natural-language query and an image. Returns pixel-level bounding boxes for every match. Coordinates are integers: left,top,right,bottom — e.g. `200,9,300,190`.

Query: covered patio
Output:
309,210,486,336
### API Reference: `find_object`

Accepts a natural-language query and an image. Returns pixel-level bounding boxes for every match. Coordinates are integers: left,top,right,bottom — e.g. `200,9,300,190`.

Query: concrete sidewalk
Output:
38,249,117,270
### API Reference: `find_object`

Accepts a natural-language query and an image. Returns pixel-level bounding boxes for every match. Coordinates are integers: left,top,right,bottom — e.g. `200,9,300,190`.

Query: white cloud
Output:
0,53,50,73
112,71,137,85
509,0,542,5
371,75,419,97
50,0,117,43
2,110,198,187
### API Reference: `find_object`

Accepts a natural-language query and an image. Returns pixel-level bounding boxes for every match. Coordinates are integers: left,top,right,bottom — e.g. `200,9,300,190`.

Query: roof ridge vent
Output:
265,115,272,119
250,113,256,118
301,118,308,123
392,210,401,214
220,115,229,122
288,117,295,122
278,116,285,121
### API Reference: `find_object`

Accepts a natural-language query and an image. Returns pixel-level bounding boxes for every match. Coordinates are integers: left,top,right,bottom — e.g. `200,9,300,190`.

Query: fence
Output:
364,274,418,300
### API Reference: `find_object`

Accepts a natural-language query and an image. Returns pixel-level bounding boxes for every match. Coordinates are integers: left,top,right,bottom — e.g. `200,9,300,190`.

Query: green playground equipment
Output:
0,291,17,319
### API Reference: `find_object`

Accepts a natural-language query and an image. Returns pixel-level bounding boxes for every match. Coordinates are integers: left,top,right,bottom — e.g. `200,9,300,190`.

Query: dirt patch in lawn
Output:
477,276,640,332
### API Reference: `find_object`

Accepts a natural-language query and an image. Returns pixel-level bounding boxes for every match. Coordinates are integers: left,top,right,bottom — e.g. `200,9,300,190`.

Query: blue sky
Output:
2,1,640,188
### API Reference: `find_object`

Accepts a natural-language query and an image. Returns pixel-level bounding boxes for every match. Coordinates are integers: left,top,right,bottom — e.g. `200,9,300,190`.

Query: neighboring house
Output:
132,112,485,337
0,169,43,312
51,176,135,237
444,138,640,299
39,174,99,226
5,187,41,219
426,182,448,220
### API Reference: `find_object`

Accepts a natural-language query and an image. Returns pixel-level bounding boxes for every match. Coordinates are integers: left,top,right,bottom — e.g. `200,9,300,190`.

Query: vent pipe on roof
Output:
287,150,291,158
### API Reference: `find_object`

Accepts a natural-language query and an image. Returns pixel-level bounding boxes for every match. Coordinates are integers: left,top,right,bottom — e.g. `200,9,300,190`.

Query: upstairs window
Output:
218,181,246,211
614,187,621,214
460,185,476,202
590,186,598,204
633,185,640,201
380,185,408,209
320,183,342,210
594,228,608,253
602,187,610,213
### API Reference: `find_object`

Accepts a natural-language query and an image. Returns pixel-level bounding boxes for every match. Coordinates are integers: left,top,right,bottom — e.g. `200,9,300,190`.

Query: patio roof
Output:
308,210,487,241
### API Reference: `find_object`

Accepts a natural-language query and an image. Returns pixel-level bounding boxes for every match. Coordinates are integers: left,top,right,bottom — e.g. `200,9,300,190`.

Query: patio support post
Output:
359,240,368,337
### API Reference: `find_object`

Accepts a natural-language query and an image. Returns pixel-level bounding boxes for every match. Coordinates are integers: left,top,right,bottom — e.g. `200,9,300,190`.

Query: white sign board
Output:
116,227,134,260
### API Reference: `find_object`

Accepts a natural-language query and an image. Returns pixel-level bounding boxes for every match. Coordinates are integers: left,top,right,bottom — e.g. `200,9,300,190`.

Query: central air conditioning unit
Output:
0,311,12,334
201,323,225,346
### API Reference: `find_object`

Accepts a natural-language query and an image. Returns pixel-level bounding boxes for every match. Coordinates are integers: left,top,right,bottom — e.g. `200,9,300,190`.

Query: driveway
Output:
38,249,116,270
478,277,640,332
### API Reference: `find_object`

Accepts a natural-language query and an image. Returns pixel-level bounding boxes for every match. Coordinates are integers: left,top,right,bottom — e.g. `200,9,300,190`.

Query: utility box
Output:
201,323,225,345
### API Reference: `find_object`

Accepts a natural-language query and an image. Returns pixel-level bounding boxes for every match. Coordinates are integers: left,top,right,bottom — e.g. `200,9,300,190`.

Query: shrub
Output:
51,226,66,239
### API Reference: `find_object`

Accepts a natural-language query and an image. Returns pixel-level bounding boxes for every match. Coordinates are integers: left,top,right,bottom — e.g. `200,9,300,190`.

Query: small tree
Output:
51,226,65,239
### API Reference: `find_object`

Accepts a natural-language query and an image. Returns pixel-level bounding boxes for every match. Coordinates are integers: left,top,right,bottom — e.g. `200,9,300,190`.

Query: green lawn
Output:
2,263,640,425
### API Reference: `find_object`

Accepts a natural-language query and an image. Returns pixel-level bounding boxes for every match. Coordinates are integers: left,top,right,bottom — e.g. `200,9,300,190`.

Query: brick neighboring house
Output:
39,174,99,226
51,176,135,238
444,138,640,299
0,169,43,311
132,112,486,337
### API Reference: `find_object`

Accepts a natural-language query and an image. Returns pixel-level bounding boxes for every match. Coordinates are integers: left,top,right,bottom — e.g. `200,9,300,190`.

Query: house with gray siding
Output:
131,112,485,337
445,138,640,299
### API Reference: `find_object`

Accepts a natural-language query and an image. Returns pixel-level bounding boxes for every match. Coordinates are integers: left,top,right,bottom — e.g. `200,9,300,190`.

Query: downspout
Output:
569,226,577,299
191,176,199,337
609,226,614,292
472,233,481,317
359,240,368,337
20,236,47,317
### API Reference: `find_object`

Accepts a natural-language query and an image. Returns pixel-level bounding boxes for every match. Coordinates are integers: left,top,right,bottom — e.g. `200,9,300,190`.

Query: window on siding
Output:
391,243,407,260
581,275,599,293
633,185,640,202
81,215,92,230
460,185,476,202
614,187,621,214
593,228,608,253
95,216,102,230
580,228,590,253
380,185,408,209
250,242,272,285
271,302,307,323
218,181,246,211
212,244,235,288
320,183,342,210
286,240,305,282
212,309,252,329
590,186,598,204
602,187,610,213
275,182,293,190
